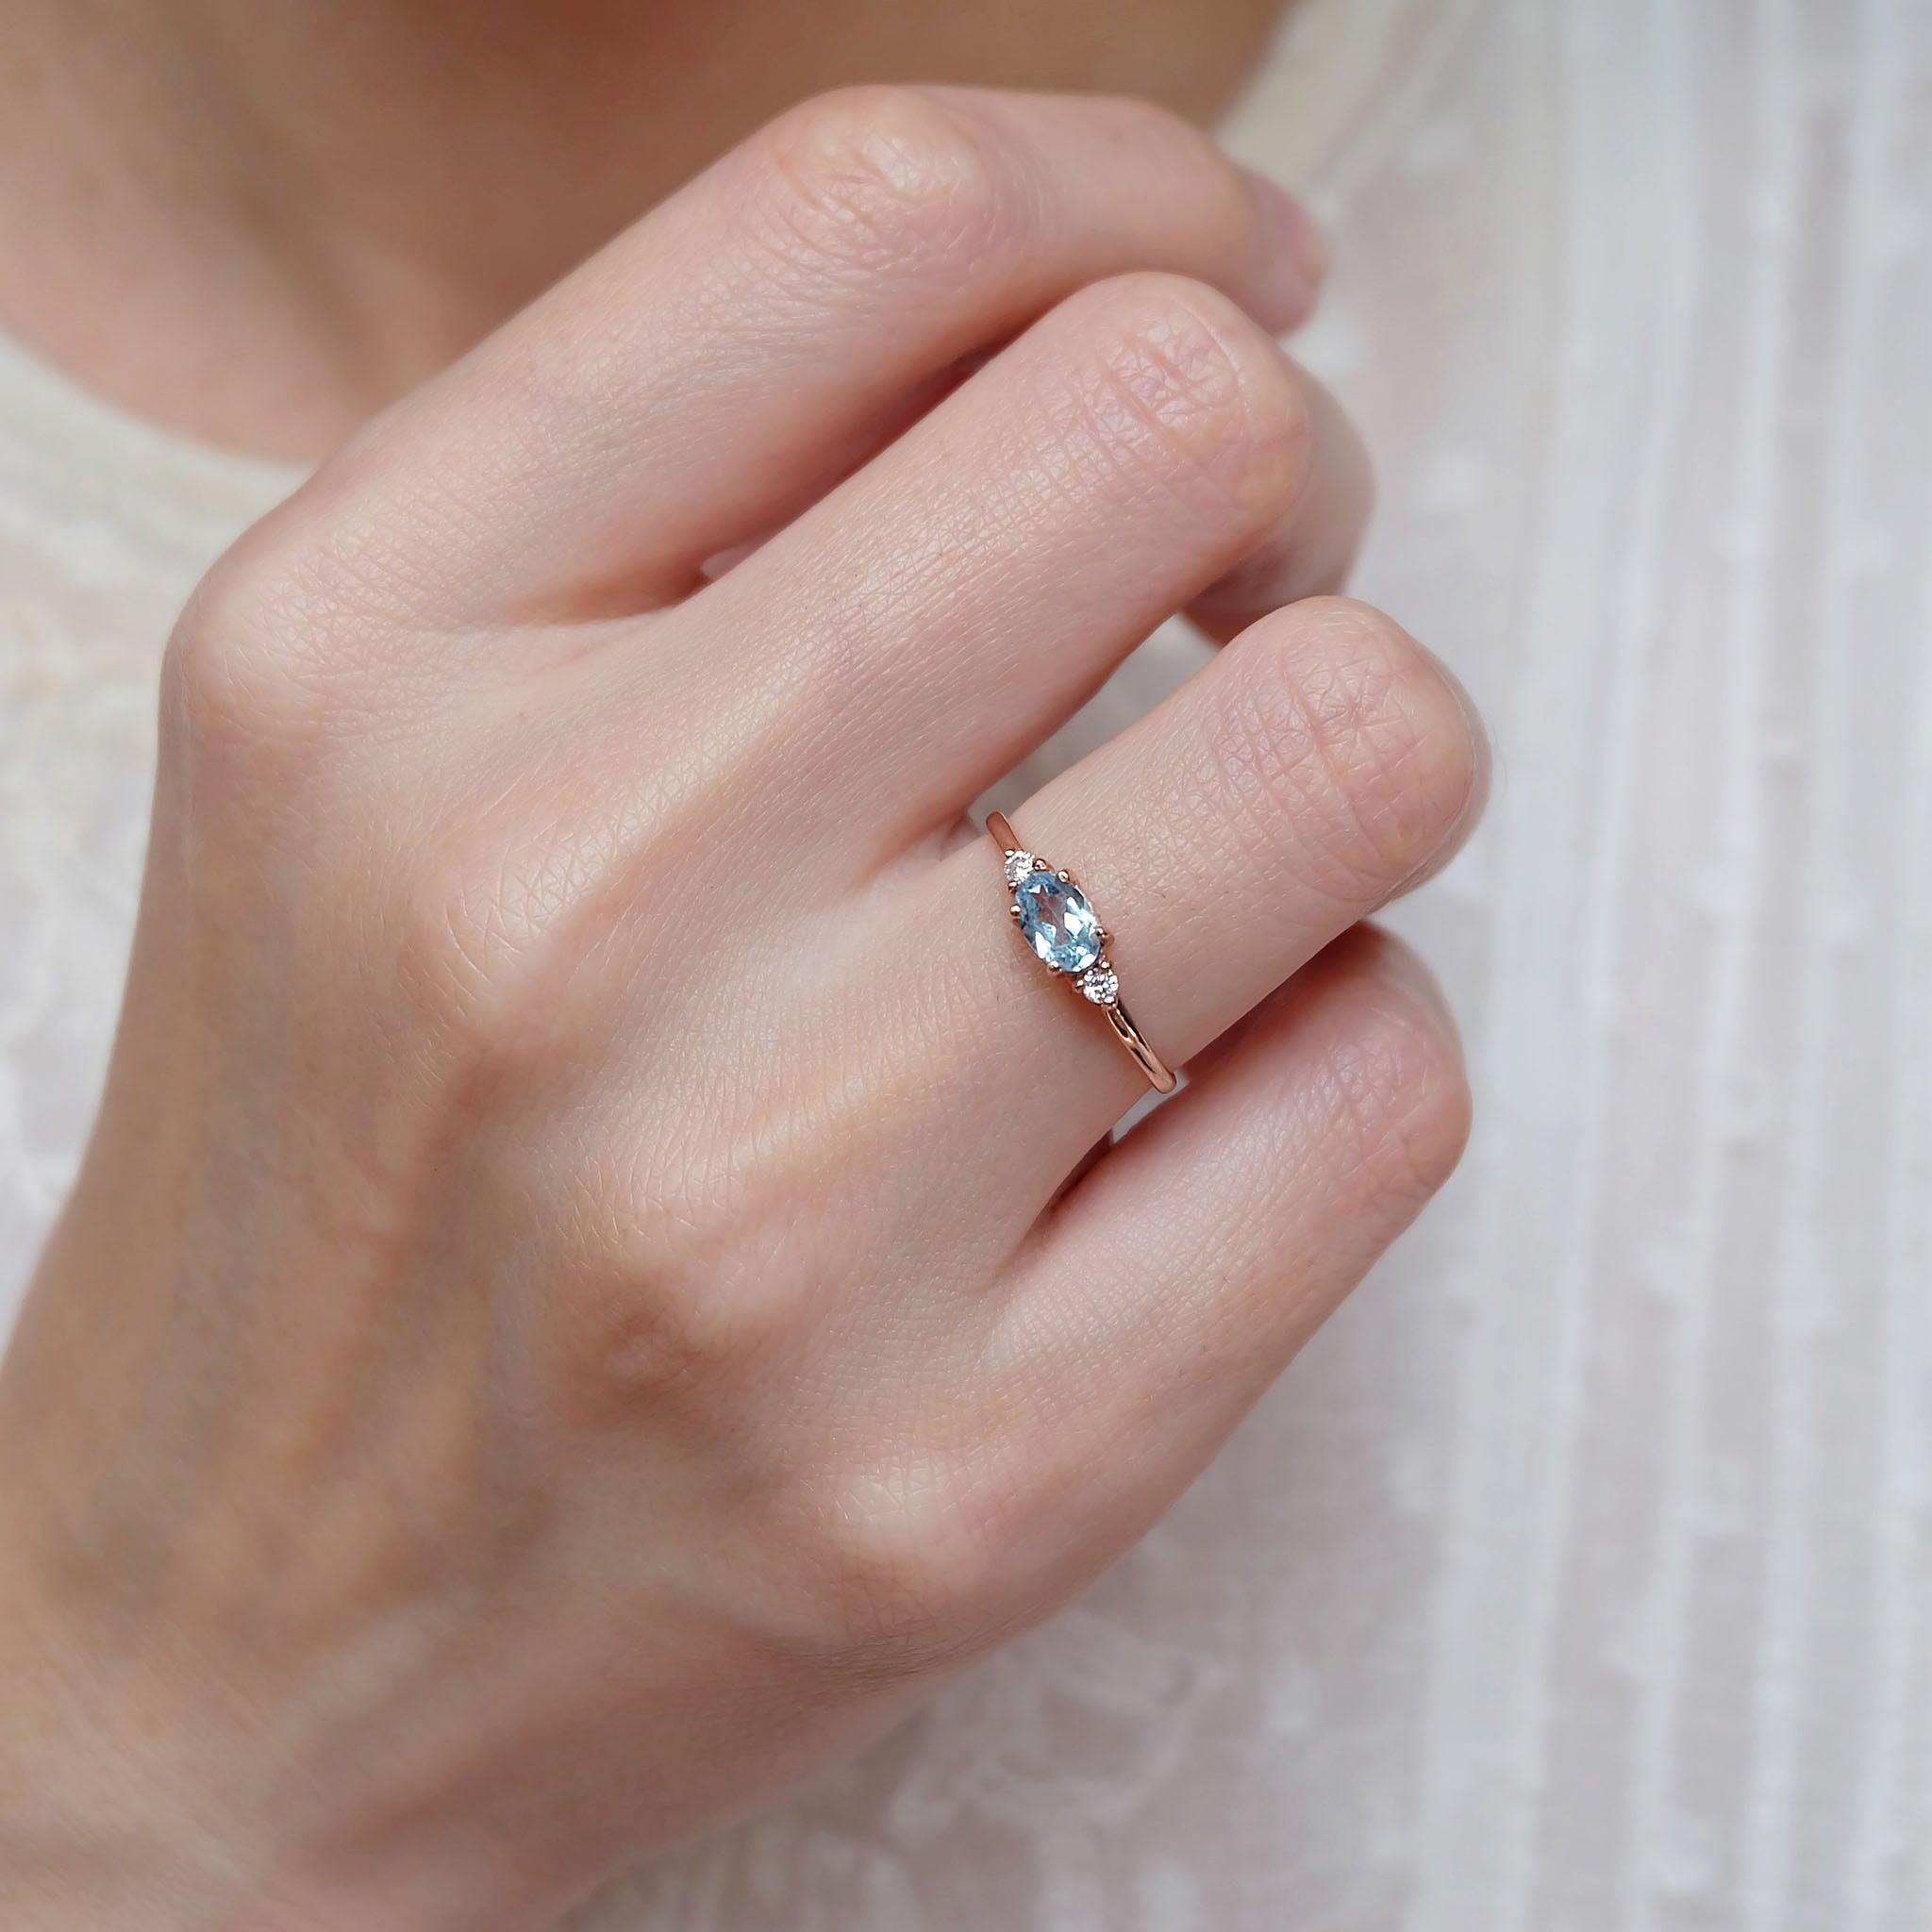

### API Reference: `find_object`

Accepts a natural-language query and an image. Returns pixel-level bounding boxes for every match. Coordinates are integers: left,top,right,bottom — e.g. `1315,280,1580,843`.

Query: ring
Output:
987,811,1176,1094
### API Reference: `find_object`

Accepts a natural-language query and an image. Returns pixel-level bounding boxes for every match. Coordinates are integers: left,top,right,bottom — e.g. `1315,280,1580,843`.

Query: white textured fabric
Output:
3,2,1929,1926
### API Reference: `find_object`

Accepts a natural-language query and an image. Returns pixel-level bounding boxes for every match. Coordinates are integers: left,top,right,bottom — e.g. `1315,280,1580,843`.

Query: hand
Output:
0,87,1483,1931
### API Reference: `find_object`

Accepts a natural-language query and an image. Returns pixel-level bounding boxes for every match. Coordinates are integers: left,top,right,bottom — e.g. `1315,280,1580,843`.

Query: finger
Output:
884,595,1486,1193
991,927,1469,1540
698,352,1370,620
319,87,1327,621
687,274,1370,872
1187,375,1374,641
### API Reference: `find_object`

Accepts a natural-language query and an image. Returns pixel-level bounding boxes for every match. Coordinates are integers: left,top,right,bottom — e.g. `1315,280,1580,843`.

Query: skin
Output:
0,11,1489,1930
0,0,1291,456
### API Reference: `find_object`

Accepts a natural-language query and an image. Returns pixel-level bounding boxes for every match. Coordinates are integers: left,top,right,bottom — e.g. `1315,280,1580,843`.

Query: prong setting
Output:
1078,962,1120,1007
984,808,1174,1092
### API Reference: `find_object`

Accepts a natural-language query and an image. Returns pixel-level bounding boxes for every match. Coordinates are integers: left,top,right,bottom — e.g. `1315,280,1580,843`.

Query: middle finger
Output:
679,271,1369,878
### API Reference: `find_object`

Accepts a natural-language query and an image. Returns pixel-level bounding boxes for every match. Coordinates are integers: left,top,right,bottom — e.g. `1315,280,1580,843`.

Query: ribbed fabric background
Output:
2,2,1926,1926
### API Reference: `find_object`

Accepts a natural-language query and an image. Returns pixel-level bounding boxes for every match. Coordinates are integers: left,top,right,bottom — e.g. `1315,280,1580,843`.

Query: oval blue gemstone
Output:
1015,870,1102,974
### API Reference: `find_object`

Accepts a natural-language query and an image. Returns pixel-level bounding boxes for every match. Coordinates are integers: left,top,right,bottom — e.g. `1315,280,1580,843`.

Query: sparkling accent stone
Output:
1078,964,1120,1006
1003,849,1038,887
1014,869,1102,974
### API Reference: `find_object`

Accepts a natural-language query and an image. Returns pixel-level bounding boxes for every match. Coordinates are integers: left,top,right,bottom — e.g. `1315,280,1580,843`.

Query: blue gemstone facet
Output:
1015,870,1102,974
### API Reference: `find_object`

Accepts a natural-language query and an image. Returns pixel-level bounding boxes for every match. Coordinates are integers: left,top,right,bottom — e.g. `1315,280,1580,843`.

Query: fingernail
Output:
1241,170,1329,326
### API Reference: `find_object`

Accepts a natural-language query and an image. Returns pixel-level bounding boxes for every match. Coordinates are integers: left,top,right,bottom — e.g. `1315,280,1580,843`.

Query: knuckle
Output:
749,85,1019,288
161,544,343,805
1212,597,1482,902
1058,274,1312,528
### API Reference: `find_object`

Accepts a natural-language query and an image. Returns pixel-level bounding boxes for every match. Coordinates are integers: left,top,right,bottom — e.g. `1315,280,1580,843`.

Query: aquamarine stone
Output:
1015,870,1102,974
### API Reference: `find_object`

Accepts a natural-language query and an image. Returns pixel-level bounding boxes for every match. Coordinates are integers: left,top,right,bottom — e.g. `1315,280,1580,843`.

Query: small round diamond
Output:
1079,964,1119,1006
1002,849,1037,887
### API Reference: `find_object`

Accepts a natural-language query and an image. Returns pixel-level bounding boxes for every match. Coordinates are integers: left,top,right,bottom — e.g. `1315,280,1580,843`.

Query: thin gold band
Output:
986,811,1176,1095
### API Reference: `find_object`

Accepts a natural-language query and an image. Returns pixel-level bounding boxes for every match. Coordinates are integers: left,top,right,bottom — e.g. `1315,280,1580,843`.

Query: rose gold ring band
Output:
986,810,1176,1095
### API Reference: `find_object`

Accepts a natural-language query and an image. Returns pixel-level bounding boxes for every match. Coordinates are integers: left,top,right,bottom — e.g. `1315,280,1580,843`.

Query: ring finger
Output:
897,593,1487,1194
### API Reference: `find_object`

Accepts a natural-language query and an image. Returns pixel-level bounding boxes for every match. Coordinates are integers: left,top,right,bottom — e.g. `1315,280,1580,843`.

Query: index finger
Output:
319,86,1326,622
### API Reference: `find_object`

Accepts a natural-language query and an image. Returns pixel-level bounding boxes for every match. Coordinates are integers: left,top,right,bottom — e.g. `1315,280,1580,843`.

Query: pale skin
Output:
0,8,1489,1928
